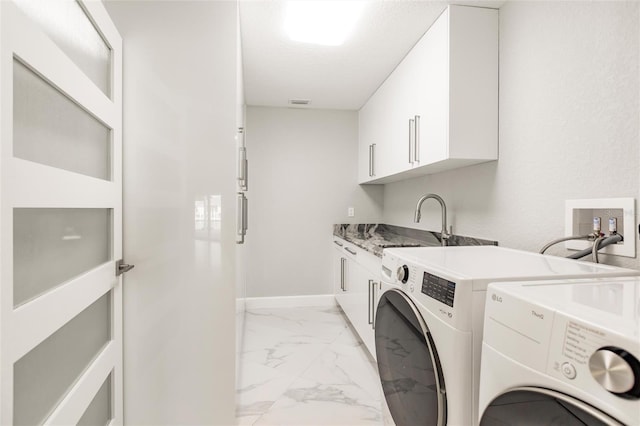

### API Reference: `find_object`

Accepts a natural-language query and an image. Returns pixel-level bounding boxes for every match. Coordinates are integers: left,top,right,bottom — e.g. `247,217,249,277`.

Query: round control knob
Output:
589,347,640,397
396,265,409,284
561,362,577,380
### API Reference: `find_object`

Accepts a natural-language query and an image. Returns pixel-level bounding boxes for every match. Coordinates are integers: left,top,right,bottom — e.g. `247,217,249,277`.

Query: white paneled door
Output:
0,1,123,425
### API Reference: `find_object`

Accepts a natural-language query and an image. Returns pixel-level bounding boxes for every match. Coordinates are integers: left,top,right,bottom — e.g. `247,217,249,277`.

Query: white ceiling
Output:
240,1,504,111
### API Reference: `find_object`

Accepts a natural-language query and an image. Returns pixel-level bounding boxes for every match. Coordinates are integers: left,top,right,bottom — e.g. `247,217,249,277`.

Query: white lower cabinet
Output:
332,237,381,359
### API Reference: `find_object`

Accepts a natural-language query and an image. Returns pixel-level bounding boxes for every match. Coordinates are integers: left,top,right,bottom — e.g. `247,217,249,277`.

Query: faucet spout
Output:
414,193,451,246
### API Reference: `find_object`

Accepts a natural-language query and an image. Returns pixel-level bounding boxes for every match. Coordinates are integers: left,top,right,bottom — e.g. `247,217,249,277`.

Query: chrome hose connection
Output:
592,235,605,263
566,233,624,261
539,234,593,255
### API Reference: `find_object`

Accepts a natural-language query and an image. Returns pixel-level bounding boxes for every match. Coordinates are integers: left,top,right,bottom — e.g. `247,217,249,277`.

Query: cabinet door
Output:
379,58,414,177
337,253,357,325
447,5,498,161
359,270,378,358
358,103,375,183
333,246,343,295
360,88,390,182
333,247,350,312
344,261,375,357
414,8,449,165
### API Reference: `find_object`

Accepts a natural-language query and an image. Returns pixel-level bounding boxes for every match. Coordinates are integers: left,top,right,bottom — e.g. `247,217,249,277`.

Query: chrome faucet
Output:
414,193,452,246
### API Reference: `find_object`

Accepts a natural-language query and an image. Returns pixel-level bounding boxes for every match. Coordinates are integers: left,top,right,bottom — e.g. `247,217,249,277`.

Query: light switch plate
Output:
564,198,635,258
347,207,355,217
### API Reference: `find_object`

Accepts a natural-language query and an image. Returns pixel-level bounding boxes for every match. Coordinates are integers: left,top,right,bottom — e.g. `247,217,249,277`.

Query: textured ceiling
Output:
240,1,504,111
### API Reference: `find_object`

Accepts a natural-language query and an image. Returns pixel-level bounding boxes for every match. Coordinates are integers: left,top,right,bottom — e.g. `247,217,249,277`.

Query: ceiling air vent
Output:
288,99,310,106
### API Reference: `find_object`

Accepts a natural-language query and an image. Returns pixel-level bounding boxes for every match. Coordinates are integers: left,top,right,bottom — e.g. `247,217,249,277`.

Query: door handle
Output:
116,259,134,276
344,247,357,255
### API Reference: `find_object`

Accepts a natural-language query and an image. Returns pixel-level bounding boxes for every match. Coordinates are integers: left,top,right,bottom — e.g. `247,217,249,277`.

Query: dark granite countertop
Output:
333,223,497,258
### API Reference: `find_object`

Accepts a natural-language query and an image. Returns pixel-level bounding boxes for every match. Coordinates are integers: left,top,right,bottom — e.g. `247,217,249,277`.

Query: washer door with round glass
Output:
374,289,447,426
480,387,624,426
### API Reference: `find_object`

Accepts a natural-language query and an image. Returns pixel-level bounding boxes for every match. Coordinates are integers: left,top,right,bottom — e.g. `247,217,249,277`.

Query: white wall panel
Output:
103,1,237,424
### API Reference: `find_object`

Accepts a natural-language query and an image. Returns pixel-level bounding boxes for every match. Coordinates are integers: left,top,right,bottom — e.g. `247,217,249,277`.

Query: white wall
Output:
383,1,640,268
245,107,383,297
104,1,237,424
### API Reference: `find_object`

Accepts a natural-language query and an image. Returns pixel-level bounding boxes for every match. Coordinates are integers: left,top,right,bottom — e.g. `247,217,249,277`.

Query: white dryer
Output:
479,277,640,426
374,246,639,426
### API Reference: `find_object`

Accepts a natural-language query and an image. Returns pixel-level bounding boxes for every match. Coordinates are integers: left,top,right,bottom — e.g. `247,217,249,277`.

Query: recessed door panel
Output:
77,373,113,426
13,293,111,426
13,59,111,180
13,208,111,306
13,0,111,96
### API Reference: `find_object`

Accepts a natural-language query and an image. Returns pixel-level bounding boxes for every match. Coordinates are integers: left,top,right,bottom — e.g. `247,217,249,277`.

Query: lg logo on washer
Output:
491,293,502,303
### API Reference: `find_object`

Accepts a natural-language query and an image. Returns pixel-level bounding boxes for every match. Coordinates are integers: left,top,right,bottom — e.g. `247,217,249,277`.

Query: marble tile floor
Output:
236,305,384,426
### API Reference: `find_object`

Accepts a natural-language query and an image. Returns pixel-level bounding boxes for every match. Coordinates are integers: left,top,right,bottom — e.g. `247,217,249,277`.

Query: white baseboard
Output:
244,294,337,309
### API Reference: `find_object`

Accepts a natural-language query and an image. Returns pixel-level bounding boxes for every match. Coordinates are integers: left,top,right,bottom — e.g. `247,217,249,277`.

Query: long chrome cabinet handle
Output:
408,118,415,164
236,193,243,235
237,127,248,191
344,247,357,255
243,194,248,232
368,144,372,177
238,147,247,189
368,279,373,325
414,115,420,164
236,192,248,244
371,143,376,177
340,258,347,291
372,281,377,329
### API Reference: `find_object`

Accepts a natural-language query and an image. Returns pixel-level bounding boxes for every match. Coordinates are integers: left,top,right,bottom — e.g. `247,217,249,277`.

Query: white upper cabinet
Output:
359,5,498,184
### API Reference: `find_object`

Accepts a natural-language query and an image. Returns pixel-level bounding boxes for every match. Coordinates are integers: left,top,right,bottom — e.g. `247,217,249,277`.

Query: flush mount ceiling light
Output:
284,1,364,46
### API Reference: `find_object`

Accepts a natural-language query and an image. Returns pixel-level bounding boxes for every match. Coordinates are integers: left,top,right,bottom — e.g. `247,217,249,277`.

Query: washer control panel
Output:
421,272,456,307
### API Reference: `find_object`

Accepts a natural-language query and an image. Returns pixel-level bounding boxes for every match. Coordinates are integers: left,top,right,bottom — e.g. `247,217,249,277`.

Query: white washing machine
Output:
479,277,640,426
374,246,639,426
